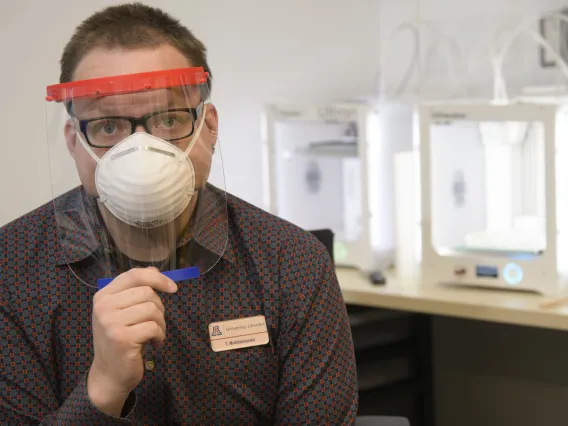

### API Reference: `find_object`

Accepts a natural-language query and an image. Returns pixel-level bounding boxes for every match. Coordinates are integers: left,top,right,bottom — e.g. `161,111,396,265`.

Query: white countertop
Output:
337,267,568,331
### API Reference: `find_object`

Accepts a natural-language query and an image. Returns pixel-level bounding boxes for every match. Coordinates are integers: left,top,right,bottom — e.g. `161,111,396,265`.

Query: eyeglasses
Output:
77,103,204,148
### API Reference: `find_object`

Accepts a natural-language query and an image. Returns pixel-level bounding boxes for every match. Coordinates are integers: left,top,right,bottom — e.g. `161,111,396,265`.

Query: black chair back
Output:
309,229,334,263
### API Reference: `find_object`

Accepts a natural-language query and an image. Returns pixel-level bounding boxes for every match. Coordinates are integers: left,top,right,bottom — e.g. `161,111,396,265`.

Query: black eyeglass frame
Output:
76,102,204,149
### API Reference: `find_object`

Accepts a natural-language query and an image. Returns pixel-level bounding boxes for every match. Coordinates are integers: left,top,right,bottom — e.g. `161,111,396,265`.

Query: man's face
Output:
64,44,218,197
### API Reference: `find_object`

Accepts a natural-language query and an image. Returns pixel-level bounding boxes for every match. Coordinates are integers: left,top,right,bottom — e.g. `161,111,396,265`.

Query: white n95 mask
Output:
77,104,207,229
95,132,195,228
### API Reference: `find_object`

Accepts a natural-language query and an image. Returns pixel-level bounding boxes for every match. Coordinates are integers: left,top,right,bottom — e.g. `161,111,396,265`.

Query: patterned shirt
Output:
0,184,358,425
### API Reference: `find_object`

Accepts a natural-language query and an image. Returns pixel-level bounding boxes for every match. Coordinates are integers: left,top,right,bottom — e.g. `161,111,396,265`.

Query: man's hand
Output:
87,267,178,417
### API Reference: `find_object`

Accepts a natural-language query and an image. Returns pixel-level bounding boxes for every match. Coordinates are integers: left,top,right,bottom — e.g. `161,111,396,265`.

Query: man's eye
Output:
161,116,179,128
93,120,124,135
103,122,116,134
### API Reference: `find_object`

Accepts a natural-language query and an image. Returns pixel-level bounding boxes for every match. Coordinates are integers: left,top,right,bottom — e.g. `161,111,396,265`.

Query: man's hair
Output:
59,2,212,91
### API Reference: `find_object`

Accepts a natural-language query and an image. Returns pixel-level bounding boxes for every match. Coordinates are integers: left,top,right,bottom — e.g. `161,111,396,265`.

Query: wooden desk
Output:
337,267,568,331
337,267,568,426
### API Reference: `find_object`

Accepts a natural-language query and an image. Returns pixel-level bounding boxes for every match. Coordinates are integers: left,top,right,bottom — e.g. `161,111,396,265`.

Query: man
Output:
0,2,358,425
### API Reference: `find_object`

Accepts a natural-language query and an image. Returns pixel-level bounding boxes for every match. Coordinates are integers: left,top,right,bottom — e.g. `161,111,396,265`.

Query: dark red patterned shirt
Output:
0,185,358,425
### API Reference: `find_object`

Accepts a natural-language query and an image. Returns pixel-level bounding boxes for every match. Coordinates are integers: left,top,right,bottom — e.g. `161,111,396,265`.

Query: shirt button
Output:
145,360,155,371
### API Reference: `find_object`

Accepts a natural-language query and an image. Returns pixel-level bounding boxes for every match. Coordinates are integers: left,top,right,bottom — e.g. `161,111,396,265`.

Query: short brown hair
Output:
59,2,212,91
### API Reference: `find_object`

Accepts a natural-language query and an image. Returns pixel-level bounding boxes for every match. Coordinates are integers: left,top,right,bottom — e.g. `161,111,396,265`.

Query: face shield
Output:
45,67,227,289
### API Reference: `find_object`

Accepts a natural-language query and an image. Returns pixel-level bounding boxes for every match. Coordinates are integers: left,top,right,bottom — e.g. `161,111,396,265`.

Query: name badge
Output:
208,315,270,352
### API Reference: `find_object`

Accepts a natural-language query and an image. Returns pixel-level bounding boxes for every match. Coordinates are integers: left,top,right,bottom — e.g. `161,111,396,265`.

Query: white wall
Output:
378,0,568,100
0,0,381,226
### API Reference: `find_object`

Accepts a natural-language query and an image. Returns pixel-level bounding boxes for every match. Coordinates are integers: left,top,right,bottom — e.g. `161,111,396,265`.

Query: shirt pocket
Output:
213,340,280,407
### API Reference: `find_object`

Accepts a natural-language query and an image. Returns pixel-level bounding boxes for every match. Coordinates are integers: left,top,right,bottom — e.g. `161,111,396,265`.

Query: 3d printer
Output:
419,102,568,295
262,101,414,274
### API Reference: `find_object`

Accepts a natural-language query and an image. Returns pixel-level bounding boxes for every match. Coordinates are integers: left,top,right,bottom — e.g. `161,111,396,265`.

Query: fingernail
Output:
169,280,178,292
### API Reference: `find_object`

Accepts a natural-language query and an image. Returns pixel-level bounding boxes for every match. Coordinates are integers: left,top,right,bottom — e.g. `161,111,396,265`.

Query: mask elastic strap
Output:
181,100,210,160
76,129,102,164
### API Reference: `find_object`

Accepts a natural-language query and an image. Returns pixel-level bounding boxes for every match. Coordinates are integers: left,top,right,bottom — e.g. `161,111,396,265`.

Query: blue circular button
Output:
503,263,523,286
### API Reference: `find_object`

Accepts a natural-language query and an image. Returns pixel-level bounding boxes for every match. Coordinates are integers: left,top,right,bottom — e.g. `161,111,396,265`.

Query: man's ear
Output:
64,119,77,159
204,103,219,136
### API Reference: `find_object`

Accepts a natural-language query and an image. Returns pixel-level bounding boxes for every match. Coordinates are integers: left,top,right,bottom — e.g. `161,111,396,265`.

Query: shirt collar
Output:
54,184,235,267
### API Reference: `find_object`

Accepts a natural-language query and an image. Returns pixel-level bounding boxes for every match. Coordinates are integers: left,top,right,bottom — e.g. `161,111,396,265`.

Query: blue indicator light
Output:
502,263,523,286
